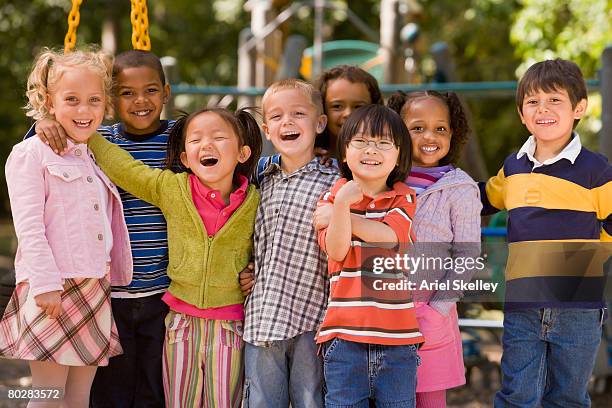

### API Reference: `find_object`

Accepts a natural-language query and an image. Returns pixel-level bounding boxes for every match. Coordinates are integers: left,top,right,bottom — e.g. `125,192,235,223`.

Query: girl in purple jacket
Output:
388,91,482,408
0,48,132,407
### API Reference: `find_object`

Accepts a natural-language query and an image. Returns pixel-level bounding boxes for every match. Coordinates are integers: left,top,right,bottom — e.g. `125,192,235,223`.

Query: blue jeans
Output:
495,308,604,408
243,331,324,408
322,338,419,408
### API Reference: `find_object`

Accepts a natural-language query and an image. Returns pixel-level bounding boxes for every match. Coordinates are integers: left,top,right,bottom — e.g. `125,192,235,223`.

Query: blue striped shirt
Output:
98,121,174,296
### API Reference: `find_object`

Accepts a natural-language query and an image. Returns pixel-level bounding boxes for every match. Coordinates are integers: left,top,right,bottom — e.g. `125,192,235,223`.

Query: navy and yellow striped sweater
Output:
480,146,612,310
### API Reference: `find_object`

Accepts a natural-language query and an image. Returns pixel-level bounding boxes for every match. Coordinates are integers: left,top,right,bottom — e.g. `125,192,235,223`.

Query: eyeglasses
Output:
349,138,396,151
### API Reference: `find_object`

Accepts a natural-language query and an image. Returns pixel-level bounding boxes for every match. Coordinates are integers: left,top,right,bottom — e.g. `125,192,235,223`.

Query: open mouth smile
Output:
360,159,381,166
132,109,153,117
280,131,300,141
199,156,219,167
74,120,92,128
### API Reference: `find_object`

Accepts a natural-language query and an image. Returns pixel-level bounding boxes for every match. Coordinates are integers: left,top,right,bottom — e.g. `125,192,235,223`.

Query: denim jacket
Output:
5,137,132,297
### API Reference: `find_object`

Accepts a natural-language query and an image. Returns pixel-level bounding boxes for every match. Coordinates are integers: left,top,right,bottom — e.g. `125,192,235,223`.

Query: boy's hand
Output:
313,203,332,230
35,119,68,155
34,290,62,319
239,262,255,296
314,147,334,167
335,180,363,207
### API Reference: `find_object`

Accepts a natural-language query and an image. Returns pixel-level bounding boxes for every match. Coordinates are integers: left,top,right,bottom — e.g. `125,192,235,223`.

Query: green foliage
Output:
511,0,612,77
511,0,611,150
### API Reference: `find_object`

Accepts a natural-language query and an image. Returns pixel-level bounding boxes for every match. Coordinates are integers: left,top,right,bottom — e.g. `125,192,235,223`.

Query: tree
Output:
511,0,612,151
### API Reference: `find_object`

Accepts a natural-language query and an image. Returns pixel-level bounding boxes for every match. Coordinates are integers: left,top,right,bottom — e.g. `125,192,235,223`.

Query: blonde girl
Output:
0,48,132,407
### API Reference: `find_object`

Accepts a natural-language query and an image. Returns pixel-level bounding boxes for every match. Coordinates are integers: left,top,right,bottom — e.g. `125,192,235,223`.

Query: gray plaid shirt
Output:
243,157,340,345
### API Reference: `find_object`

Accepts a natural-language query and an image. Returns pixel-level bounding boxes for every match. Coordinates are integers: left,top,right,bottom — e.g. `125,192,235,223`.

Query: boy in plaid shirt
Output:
242,79,340,407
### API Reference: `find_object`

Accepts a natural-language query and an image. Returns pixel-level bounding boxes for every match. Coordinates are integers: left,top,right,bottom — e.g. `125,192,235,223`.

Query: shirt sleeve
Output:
593,165,612,242
316,189,335,252
381,191,417,245
5,144,63,297
430,183,483,314
88,133,170,209
481,167,507,216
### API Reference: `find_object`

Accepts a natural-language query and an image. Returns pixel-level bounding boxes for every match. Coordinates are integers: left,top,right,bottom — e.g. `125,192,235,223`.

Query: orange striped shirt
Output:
316,178,424,346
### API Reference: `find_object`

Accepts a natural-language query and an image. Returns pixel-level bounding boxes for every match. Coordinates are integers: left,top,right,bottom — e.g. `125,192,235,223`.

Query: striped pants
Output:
163,311,244,408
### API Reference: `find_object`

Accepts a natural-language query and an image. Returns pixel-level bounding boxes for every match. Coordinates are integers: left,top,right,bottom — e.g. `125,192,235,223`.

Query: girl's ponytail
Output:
441,91,470,166
25,49,57,120
234,108,262,180
386,91,409,116
165,111,189,171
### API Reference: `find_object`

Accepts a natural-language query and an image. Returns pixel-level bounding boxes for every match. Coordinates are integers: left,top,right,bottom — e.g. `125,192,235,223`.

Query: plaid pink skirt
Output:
0,276,122,366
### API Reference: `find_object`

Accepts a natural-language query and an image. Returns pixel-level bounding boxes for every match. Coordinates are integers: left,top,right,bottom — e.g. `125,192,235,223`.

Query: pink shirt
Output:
162,175,248,320
5,137,132,297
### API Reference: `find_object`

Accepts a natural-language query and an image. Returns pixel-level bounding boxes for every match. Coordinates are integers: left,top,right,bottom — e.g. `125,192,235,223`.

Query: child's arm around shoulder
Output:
88,133,172,208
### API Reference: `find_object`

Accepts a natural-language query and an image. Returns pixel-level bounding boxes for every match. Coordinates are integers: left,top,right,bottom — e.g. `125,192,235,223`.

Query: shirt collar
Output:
516,132,582,168
65,139,89,157
262,156,337,177
191,174,248,206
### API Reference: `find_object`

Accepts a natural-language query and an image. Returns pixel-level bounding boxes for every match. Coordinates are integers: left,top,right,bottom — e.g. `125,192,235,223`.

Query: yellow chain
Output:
64,0,83,53
131,0,151,50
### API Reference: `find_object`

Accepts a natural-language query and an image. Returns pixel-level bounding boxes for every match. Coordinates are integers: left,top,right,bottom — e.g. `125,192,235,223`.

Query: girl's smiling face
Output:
180,112,251,197
325,79,372,140
403,97,452,168
47,67,106,143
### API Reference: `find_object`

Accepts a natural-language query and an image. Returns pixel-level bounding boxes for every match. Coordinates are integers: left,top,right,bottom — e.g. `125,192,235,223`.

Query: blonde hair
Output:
261,79,323,119
25,47,114,120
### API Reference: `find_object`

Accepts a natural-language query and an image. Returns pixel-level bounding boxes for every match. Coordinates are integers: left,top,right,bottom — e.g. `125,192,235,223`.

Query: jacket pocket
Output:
46,164,83,183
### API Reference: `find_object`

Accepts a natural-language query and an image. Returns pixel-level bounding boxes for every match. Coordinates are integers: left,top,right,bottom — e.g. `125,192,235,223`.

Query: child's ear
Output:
574,98,587,119
163,83,171,104
517,107,526,124
179,151,189,169
238,145,252,164
262,123,272,141
316,114,328,134
46,94,55,116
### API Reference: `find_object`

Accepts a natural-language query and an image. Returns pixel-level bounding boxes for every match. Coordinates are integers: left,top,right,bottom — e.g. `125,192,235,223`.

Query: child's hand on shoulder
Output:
35,118,68,155
34,290,62,319
335,180,363,207
314,147,334,167
313,203,332,230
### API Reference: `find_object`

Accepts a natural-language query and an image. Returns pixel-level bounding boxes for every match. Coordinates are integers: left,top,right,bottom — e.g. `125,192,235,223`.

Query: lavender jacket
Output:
5,137,132,297
411,168,482,314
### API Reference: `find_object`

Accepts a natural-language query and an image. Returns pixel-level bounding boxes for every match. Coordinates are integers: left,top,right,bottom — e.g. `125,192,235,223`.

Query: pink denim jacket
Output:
5,137,132,297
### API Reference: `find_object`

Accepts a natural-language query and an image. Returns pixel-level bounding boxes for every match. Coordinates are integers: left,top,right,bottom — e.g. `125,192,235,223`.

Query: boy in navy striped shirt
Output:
30,50,174,408
481,59,611,407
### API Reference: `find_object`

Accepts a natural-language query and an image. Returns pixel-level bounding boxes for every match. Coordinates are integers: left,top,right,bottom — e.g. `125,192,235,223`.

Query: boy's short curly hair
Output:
387,90,470,166
112,50,166,86
516,59,587,114
25,47,114,120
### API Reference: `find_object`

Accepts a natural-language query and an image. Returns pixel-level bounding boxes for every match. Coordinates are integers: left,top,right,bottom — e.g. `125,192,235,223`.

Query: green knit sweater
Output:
88,133,260,308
